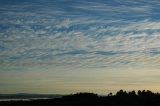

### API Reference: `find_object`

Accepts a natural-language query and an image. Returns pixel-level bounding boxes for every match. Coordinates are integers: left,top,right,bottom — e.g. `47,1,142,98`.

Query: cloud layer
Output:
1,0,160,94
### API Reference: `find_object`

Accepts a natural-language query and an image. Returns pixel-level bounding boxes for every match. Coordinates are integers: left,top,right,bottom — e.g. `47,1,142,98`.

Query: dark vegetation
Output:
1,90,160,106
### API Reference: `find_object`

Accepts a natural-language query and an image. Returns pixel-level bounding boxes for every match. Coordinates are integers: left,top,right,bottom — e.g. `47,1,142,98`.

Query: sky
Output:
1,0,160,94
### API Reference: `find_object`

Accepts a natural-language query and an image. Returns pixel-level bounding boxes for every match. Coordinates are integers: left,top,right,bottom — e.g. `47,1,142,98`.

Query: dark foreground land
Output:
1,90,160,106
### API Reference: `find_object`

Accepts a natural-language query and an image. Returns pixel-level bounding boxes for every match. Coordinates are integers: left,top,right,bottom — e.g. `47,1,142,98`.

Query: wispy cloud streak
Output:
1,0,160,93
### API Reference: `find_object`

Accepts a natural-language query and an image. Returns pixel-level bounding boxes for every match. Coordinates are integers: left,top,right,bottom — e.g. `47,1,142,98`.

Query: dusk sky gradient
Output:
1,0,160,94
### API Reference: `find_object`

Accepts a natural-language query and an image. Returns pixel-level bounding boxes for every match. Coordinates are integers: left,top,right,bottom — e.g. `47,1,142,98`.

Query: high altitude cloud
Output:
1,0,160,94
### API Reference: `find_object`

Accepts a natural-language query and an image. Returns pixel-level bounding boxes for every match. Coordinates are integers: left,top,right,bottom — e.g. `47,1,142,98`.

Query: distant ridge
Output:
0,94,63,100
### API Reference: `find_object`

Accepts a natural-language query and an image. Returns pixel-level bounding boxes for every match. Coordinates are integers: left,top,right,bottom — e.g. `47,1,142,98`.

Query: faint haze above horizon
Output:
1,0,160,94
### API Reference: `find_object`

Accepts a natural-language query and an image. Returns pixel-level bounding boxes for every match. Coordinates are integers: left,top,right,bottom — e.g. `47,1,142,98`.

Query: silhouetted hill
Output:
1,90,160,106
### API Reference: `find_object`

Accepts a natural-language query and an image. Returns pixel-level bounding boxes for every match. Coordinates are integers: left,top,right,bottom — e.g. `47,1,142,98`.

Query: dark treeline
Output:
1,90,160,106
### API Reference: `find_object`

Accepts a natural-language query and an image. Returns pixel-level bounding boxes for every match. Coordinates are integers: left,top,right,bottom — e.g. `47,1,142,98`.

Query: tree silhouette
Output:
1,90,160,106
